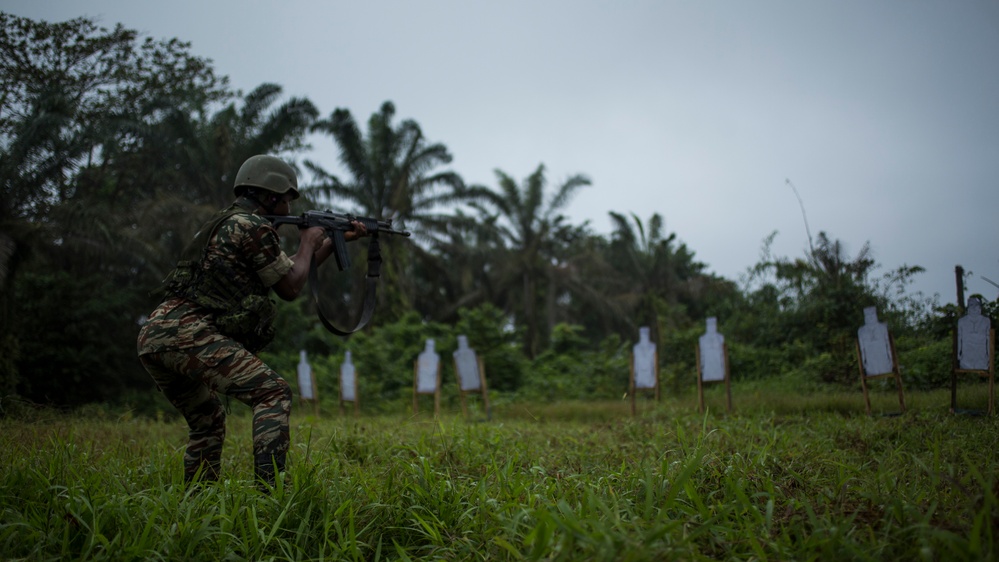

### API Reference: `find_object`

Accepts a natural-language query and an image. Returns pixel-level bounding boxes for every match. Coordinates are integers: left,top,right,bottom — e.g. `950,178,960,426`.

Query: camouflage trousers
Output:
139,338,292,484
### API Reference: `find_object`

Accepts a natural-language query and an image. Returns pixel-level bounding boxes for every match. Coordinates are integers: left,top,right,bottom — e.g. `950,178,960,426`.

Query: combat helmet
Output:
233,155,300,200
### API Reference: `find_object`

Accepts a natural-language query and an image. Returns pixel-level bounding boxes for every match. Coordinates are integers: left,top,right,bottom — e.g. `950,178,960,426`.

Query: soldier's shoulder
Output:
229,209,270,227
220,210,273,238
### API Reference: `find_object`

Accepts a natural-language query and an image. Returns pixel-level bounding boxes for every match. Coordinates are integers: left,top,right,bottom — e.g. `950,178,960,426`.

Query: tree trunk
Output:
523,271,536,358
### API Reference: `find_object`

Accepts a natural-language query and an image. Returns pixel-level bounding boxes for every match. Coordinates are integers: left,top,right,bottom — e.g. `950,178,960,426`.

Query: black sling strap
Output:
308,233,382,336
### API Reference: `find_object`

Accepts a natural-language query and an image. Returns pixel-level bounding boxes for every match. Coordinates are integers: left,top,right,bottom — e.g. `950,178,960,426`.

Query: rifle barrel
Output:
264,213,410,237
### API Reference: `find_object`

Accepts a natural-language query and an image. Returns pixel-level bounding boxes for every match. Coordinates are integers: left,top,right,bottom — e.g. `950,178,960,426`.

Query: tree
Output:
0,13,227,222
604,212,684,341
304,101,469,321
738,231,924,383
0,12,230,301
470,164,591,358
123,83,319,287
409,209,503,321
0,14,228,401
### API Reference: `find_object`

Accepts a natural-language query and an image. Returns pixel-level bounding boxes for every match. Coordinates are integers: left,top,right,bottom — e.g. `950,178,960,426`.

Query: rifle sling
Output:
309,233,382,336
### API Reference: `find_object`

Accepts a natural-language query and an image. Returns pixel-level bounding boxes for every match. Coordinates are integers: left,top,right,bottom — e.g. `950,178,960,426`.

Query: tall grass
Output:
1,385,996,561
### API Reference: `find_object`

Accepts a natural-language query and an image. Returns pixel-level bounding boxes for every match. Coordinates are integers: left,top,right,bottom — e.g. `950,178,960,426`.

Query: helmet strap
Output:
242,189,282,214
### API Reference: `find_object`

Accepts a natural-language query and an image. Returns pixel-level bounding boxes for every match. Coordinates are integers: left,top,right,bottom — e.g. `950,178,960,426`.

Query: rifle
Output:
264,210,411,336
264,209,410,271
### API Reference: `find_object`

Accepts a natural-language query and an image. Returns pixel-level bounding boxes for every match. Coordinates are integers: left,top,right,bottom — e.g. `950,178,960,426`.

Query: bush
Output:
267,305,526,413
519,324,629,401
454,304,526,392
14,270,149,407
896,336,954,390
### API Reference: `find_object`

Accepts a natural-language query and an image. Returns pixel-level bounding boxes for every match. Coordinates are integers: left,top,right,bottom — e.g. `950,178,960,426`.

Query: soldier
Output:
137,155,367,489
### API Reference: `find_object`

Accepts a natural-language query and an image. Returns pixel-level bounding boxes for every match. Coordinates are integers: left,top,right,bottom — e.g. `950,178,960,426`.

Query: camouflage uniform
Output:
137,197,295,485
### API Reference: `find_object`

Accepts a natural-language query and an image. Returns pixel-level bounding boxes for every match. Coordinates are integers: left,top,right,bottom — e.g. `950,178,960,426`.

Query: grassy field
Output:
1,385,996,561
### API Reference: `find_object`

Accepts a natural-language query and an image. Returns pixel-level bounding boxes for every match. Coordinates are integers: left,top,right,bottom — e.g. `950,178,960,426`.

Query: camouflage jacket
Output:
137,198,294,355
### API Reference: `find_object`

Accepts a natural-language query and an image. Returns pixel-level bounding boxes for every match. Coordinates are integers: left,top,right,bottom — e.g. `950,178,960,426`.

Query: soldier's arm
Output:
273,226,326,301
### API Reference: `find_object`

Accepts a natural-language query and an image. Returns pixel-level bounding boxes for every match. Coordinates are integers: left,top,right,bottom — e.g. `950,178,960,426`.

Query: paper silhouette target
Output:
452,335,491,420
629,327,660,416
952,296,995,415
855,306,906,415
696,317,732,412
413,339,442,416
698,317,726,383
454,335,482,391
957,297,991,371
297,350,320,414
339,351,359,416
858,307,894,377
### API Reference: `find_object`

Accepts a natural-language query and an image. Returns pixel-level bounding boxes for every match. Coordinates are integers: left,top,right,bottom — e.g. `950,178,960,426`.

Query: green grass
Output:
1,384,997,561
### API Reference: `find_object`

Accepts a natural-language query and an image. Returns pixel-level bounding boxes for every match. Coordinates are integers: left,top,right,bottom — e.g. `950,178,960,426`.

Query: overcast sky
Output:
6,1,999,304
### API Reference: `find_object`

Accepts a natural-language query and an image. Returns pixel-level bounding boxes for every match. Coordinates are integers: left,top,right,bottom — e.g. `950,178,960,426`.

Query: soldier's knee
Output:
273,377,292,407
187,398,226,433
211,401,227,427
253,374,291,408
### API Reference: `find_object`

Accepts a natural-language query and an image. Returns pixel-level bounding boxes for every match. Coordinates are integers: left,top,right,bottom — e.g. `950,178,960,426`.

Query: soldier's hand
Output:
300,226,327,253
344,220,368,241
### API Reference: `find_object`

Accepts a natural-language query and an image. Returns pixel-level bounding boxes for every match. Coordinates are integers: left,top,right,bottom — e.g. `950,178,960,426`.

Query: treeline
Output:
0,14,965,412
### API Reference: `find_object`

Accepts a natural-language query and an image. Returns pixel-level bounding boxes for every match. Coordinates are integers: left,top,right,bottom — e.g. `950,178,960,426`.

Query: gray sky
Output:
6,1,999,304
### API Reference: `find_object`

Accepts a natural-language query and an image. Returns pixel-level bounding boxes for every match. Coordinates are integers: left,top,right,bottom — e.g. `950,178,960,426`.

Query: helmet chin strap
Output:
243,189,282,214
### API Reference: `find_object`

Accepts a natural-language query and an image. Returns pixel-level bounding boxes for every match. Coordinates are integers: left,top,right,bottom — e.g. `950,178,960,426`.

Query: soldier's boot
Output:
253,453,286,491
184,456,221,487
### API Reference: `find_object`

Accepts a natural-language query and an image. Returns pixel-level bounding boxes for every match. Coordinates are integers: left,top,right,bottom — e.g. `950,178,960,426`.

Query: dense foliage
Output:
0,13,984,413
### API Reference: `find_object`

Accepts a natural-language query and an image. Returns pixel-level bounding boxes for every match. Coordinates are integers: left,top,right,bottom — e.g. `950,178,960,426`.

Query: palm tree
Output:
121,84,319,283
470,164,591,357
303,101,471,320
410,209,502,321
306,101,466,223
604,211,725,343
605,212,680,341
